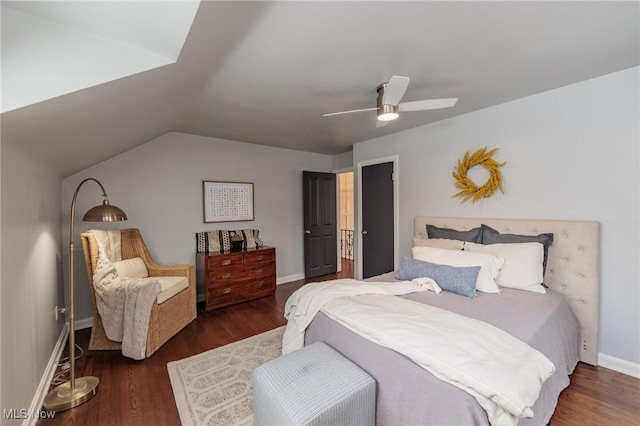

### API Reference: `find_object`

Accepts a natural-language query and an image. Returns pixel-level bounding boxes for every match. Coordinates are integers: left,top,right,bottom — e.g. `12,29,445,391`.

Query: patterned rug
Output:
167,327,284,426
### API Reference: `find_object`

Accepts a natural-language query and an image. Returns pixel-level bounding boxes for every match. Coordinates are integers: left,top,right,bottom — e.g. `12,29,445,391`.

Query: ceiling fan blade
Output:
376,119,389,128
382,75,410,105
398,98,458,112
323,107,379,117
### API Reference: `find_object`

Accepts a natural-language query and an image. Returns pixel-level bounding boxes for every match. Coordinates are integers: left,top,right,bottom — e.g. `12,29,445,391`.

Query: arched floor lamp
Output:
44,178,127,411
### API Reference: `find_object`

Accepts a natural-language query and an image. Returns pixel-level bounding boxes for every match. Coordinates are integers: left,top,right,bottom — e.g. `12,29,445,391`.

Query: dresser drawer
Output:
207,270,247,283
207,264,273,282
207,253,244,269
244,249,275,266
206,277,276,309
244,265,274,279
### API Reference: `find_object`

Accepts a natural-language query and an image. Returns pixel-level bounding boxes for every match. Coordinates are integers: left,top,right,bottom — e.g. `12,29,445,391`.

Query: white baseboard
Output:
277,273,305,285
598,352,640,378
24,325,69,426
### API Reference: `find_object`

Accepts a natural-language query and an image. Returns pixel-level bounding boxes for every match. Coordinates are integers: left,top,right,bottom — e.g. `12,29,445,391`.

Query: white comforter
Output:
282,278,435,354
283,280,555,426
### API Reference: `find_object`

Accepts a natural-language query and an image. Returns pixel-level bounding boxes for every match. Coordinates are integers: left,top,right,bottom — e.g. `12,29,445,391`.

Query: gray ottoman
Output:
252,342,376,426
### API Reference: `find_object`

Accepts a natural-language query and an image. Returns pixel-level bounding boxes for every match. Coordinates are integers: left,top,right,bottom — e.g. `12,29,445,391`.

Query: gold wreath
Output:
452,146,506,204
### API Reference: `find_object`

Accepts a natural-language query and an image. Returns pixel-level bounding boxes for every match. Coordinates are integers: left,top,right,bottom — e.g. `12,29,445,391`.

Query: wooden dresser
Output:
196,246,276,311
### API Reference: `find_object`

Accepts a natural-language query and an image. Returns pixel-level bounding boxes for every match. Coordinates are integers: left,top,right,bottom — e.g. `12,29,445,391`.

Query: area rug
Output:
167,326,284,426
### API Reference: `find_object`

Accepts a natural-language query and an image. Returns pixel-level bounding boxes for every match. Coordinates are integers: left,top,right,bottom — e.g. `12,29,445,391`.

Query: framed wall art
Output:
203,181,254,223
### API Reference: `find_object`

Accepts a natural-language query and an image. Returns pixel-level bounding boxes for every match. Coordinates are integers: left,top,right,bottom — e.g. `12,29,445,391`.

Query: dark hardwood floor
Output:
40,260,639,425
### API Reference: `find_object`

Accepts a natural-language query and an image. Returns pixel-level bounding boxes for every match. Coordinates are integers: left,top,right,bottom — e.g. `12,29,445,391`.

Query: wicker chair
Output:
80,228,197,357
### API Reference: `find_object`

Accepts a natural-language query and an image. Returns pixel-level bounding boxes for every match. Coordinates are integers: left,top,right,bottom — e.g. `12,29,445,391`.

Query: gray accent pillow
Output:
480,224,554,273
396,257,480,298
426,224,482,243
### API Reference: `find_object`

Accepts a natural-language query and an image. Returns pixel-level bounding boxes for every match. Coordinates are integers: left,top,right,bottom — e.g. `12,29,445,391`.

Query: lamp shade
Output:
83,199,128,222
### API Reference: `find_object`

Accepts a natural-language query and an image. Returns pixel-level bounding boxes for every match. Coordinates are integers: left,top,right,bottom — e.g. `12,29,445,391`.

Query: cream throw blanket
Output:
90,230,161,360
282,278,435,354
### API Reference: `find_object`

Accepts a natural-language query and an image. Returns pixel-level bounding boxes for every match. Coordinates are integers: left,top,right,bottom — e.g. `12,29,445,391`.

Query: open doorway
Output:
338,171,354,277
301,170,354,280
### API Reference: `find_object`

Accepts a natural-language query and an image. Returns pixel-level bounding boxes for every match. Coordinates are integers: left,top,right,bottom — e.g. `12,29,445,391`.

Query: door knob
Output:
361,230,368,235
304,230,311,234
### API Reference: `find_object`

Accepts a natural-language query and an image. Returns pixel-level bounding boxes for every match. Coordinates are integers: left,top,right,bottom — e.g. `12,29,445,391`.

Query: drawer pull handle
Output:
222,260,231,266
222,288,232,294
222,273,232,279
257,281,265,287
256,255,263,260
255,268,263,273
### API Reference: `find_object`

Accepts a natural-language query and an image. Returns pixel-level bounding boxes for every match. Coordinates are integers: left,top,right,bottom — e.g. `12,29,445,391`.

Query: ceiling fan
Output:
323,75,458,127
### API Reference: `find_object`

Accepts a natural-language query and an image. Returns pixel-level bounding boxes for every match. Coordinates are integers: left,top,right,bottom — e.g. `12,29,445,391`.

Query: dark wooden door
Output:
361,162,394,278
303,171,337,278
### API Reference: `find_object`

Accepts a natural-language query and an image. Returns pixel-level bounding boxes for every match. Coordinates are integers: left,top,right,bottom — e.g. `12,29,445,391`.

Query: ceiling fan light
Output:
377,112,399,121
377,104,399,121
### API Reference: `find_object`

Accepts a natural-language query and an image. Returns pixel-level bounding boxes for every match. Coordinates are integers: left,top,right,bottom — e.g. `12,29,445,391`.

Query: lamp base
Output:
43,376,99,412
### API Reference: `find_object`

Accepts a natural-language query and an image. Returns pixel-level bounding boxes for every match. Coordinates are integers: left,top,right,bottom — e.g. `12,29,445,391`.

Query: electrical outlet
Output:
55,306,67,321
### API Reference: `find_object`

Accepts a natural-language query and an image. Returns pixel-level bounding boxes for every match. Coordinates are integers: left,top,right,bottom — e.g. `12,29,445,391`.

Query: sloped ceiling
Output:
1,0,200,112
1,1,638,177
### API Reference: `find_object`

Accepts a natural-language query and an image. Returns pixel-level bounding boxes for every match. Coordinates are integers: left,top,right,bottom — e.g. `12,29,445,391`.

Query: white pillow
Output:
412,237,465,250
412,246,503,293
113,257,149,278
464,242,545,293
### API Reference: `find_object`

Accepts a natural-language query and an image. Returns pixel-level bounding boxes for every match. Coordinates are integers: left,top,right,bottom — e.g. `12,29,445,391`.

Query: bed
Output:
301,217,600,426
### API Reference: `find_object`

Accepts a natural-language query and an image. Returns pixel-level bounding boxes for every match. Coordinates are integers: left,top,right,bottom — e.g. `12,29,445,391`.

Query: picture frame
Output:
203,181,254,223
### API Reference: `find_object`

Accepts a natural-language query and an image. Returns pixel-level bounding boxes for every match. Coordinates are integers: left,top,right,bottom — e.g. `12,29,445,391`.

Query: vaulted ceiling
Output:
2,1,638,177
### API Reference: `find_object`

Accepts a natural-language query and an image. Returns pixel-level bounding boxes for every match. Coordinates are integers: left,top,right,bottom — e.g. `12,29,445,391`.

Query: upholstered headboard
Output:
414,216,600,366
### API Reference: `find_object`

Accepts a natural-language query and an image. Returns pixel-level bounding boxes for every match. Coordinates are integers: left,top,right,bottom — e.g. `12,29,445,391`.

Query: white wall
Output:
1,143,64,422
332,150,353,171
354,67,640,366
62,132,333,321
